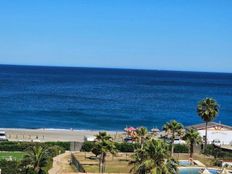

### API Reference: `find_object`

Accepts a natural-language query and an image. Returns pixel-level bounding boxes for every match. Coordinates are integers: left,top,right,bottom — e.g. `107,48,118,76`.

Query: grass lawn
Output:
74,152,225,173
84,159,131,173
74,152,132,173
0,151,25,161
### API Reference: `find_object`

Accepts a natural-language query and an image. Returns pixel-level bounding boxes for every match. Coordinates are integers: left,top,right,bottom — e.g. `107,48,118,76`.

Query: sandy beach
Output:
2,128,123,142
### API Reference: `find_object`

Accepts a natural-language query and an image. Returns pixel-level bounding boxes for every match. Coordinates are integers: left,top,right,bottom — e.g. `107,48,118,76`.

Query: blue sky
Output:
0,0,231,72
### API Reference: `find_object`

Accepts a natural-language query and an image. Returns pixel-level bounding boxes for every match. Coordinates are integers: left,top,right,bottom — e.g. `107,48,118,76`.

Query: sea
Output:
0,65,231,131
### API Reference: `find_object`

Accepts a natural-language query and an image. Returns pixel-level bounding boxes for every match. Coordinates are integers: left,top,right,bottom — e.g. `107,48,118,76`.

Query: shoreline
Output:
1,128,124,143
1,127,123,132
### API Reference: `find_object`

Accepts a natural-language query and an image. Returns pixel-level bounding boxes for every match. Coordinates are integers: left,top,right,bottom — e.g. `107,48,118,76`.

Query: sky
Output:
0,0,231,72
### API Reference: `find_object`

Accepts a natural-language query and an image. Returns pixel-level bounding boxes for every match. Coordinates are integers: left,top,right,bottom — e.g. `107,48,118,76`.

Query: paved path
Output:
49,151,76,174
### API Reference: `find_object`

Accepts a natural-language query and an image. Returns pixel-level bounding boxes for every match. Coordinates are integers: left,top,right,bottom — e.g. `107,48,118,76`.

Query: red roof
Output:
125,127,137,131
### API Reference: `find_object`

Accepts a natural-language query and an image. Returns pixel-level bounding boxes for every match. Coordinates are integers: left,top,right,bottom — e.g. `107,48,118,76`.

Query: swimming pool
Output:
179,160,194,166
178,167,219,174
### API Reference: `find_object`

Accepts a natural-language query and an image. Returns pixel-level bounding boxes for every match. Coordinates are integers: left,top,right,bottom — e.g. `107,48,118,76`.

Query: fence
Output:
70,142,83,151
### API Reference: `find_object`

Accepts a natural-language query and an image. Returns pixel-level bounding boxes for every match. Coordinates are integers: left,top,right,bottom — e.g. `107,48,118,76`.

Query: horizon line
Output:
0,63,232,75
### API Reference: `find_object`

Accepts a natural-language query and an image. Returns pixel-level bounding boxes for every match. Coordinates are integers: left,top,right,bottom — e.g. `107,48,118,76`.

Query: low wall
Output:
49,151,74,174
71,153,86,172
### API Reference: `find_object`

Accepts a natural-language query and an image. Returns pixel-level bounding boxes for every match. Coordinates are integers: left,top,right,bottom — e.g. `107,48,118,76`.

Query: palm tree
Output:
129,139,177,174
136,127,148,147
94,132,117,173
163,120,184,157
197,98,219,148
163,158,178,174
129,148,146,174
23,144,50,174
184,128,202,158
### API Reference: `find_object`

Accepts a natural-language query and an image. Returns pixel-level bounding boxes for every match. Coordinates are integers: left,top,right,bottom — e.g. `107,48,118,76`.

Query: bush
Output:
214,159,222,167
115,142,140,152
44,142,70,150
0,160,20,174
173,144,189,153
203,144,214,155
203,145,232,159
0,142,32,151
48,145,65,157
80,141,95,152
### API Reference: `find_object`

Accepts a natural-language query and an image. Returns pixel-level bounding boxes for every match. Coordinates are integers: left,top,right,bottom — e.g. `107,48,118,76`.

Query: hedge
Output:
115,142,140,152
0,141,70,151
80,141,95,152
80,142,140,152
44,142,70,150
203,145,232,159
173,144,189,153
81,141,190,153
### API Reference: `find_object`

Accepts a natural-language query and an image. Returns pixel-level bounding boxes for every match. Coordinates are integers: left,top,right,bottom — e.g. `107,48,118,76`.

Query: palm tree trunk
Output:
35,165,40,174
102,153,106,173
190,143,193,158
171,133,174,157
99,159,101,173
141,137,144,148
99,153,104,173
204,121,208,150
171,143,174,157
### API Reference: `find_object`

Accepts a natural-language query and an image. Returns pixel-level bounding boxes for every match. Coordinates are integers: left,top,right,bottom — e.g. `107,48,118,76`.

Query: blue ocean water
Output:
0,65,231,130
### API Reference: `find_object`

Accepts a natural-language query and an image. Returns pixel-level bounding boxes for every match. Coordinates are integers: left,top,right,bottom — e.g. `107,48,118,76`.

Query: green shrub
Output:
80,141,95,152
203,144,214,155
115,142,140,152
48,145,65,157
81,141,140,152
203,145,232,159
0,160,20,174
44,142,70,150
214,159,222,167
0,142,32,151
173,144,189,153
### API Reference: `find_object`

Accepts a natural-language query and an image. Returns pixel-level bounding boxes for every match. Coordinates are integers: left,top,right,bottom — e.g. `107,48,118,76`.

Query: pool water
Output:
178,168,219,174
179,160,194,166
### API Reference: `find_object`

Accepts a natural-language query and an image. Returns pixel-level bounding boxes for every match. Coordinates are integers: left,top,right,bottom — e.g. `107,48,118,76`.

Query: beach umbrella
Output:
124,127,137,132
151,128,160,132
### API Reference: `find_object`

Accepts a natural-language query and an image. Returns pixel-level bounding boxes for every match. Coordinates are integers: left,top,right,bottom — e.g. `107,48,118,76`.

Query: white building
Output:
186,122,232,145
